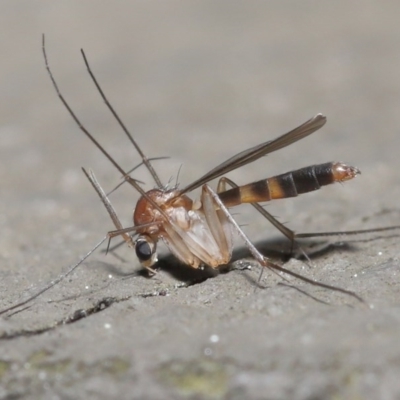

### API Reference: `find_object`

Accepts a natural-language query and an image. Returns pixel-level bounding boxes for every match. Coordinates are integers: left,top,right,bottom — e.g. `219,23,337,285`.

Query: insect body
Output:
2,36,399,317
41,34,375,302
132,161,359,270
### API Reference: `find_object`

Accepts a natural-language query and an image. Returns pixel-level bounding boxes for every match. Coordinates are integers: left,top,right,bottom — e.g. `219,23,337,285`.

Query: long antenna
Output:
42,35,171,226
80,49,163,188
0,237,107,316
42,35,148,199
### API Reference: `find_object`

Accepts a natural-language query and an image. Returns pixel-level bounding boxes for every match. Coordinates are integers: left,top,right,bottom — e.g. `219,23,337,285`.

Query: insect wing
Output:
181,114,326,194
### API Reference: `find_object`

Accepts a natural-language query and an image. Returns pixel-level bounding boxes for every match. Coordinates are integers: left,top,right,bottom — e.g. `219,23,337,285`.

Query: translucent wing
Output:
181,114,326,194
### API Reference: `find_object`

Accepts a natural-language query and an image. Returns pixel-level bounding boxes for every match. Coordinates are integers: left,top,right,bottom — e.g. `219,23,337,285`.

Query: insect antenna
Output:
0,37,170,316
104,238,127,253
42,36,138,191
42,35,171,221
0,236,108,316
79,49,163,188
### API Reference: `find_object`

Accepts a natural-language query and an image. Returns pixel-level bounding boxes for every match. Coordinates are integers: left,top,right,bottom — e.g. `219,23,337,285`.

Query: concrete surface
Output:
1,2,400,399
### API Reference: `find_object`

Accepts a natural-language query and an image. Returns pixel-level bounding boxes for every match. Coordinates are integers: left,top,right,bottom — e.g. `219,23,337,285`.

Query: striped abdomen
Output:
218,162,360,207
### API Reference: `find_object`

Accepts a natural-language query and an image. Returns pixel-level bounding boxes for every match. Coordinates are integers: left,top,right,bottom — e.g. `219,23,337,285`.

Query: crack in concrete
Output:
0,296,130,341
0,283,194,341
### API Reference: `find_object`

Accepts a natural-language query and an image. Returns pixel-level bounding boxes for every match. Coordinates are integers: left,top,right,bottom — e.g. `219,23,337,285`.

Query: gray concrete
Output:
1,2,400,399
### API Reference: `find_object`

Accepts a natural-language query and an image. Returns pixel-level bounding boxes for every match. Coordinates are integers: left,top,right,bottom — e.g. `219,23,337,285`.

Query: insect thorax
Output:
133,188,233,268
133,189,193,236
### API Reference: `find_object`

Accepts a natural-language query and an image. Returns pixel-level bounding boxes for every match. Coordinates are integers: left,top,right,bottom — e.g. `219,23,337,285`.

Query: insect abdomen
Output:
218,162,360,207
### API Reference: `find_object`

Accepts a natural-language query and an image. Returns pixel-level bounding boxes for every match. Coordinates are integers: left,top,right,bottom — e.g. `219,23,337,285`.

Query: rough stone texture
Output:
1,2,400,399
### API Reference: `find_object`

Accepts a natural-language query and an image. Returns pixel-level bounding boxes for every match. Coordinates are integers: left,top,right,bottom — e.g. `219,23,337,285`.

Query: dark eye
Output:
135,238,153,261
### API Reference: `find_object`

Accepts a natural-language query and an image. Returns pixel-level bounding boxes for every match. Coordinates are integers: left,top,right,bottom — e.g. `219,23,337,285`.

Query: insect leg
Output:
218,177,400,256
200,184,233,263
82,168,134,248
217,177,295,241
290,224,400,258
204,184,364,303
217,177,309,258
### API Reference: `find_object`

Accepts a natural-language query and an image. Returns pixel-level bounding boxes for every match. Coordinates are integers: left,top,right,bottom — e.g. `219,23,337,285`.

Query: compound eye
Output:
135,239,152,261
135,236,157,267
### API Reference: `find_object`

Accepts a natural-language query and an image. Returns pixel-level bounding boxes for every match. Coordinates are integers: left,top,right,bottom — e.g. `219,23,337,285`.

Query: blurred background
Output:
1,0,400,283
1,0,400,280
1,2,400,398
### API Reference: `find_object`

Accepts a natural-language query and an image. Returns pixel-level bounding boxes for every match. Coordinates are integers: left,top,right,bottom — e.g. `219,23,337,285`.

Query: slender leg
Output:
82,168,134,247
217,177,400,256
217,177,306,258
217,177,296,241
204,183,364,303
